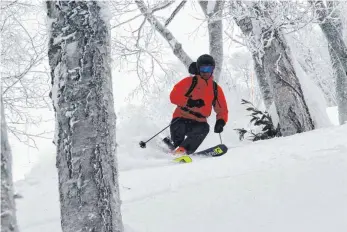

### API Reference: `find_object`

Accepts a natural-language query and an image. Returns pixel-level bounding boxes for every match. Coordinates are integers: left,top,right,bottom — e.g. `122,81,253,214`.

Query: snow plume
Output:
116,92,177,170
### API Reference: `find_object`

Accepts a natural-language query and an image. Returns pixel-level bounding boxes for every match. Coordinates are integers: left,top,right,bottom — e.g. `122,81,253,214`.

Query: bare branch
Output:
165,0,187,26
135,0,193,68
152,0,175,13
7,125,53,149
136,18,146,46
12,15,39,56
111,13,143,29
3,55,46,94
0,0,18,10
225,31,246,46
1,1,51,146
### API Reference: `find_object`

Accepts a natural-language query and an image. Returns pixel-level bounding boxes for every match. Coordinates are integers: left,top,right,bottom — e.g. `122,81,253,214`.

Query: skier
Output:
165,54,228,155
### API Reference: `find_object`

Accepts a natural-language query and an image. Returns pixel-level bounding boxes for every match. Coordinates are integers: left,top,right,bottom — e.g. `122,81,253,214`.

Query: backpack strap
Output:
185,76,219,106
181,75,206,118
212,81,218,107
184,75,198,97
180,107,206,118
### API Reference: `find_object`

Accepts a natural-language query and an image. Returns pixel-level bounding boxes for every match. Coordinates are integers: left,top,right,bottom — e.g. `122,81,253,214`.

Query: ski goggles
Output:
199,65,214,73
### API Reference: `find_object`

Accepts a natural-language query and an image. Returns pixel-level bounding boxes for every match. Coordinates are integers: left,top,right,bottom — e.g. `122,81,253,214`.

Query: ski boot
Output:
172,147,192,163
162,136,176,151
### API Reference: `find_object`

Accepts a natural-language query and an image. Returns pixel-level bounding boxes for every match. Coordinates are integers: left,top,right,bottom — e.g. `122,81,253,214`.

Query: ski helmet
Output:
196,54,215,69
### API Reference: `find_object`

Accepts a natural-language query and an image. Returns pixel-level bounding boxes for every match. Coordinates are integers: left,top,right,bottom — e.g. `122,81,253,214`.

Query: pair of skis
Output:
172,144,228,163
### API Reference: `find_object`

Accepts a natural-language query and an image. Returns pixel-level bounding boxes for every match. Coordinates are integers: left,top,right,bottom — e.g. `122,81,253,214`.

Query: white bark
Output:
263,30,315,135
135,0,193,68
199,0,224,82
1,93,19,232
233,15,273,109
314,1,347,124
46,1,123,232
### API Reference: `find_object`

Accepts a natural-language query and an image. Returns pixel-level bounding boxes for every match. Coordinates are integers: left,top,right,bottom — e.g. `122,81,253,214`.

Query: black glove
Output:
187,98,205,108
214,119,225,133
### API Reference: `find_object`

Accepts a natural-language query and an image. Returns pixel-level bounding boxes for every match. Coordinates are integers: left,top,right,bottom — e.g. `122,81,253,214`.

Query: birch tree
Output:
230,5,273,109
46,1,123,232
1,93,19,232
312,0,347,124
198,0,224,81
230,2,314,136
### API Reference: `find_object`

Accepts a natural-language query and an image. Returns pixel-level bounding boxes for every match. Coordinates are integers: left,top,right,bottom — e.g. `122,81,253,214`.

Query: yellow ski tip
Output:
173,155,192,163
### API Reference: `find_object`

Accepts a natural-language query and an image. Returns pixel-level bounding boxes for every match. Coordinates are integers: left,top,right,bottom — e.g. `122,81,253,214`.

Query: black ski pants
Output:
170,117,210,154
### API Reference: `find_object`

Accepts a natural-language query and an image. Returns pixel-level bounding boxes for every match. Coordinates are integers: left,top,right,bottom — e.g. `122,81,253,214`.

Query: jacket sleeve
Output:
170,77,191,107
213,85,228,123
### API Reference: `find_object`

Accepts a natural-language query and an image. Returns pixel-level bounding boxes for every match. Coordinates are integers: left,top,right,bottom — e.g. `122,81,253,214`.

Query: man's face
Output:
199,65,214,80
200,72,212,80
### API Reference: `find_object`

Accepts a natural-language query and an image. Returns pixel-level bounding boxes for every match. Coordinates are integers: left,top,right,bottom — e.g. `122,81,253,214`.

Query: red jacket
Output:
170,75,228,123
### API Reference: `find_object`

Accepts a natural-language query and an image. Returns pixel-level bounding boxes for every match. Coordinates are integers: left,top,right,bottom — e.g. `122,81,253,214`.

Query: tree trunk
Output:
1,93,19,232
328,43,347,124
315,1,347,124
46,1,123,232
252,53,273,109
199,1,224,82
233,16,273,109
263,30,315,135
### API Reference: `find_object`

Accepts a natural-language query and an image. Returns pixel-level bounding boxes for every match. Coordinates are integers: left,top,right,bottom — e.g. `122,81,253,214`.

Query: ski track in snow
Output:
15,125,347,232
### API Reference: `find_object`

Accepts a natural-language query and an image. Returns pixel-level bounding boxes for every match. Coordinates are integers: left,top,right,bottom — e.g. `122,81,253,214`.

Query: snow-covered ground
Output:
15,120,347,232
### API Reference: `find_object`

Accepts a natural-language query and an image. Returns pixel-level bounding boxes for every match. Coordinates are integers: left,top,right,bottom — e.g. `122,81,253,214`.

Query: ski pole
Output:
139,118,181,148
219,133,223,144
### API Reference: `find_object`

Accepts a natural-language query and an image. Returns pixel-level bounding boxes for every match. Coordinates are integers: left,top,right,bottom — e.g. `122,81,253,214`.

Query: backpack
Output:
184,75,219,107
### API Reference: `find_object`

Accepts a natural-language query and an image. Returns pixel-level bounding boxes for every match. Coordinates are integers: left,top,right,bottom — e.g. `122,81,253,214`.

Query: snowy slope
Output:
15,125,347,232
